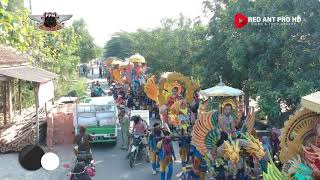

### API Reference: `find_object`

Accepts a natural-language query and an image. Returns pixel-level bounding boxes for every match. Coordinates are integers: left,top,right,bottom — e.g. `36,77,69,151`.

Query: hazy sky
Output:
24,0,208,47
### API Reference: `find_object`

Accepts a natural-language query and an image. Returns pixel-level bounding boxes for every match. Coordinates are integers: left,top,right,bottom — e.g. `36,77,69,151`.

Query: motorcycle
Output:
74,146,93,166
76,151,93,166
65,159,101,180
128,134,148,168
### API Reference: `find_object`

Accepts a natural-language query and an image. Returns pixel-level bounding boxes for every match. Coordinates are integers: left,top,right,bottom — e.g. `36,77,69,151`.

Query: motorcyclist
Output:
127,115,148,155
74,126,93,163
90,81,96,97
132,115,148,140
94,82,106,97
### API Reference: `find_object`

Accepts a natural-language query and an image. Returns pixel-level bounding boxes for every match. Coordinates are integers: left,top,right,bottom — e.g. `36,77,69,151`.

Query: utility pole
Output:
29,0,32,13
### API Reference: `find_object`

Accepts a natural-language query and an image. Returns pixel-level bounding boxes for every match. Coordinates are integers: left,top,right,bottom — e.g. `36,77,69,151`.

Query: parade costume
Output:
127,53,146,95
112,67,122,83
158,136,176,180
189,148,207,180
178,123,191,167
260,136,271,173
148,129,161,173
144,72,200,127
191,109,265,179
131,63,141,95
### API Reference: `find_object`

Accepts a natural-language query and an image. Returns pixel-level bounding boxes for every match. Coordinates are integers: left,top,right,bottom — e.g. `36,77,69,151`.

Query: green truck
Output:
74,96,118,145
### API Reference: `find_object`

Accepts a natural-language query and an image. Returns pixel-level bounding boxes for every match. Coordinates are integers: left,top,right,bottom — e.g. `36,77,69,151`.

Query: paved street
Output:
0,127,184,180
0,65,187,180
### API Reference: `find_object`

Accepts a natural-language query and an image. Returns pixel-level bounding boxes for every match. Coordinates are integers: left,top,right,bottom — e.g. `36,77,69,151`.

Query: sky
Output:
24,0,209,47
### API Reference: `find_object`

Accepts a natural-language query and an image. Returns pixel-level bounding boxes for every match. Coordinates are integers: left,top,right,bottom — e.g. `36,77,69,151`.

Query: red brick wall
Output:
46,104,76,147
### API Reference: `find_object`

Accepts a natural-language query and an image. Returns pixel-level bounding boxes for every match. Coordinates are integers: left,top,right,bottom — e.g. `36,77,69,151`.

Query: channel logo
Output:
234,12,302,28
234,13,248,29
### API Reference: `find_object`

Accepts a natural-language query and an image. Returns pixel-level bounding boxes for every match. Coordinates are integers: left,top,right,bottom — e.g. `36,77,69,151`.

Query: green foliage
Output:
103,0,320,127
72,19,98,63
54,77,87,99
201,0,320,127
6,0,23,11
0,0,9,9
0,5,96,108
94,46,103,58
19,81,35,108
103,32,135,59
103,14,207,79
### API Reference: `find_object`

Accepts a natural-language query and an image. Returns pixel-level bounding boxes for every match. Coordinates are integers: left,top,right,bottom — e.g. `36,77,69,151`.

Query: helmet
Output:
132,115,141,124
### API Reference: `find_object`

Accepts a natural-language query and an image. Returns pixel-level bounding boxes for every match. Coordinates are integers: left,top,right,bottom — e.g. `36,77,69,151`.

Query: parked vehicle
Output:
74,96,118,145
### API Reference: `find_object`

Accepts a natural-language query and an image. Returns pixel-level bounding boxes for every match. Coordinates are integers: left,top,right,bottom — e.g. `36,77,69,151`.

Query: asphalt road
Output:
0,66,185,180
0,127,183,180
89,130,183,180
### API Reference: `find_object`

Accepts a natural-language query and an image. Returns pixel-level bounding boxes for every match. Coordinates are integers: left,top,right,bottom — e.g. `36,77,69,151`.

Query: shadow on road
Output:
91,143,117,150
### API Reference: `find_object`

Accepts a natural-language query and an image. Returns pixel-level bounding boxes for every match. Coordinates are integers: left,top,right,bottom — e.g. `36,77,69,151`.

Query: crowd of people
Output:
108,81,200,179
74,69,282,180
90,81,106,97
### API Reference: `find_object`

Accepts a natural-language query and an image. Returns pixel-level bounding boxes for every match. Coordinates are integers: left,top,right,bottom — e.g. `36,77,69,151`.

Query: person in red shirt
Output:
132,115,148,136
127,116,148,157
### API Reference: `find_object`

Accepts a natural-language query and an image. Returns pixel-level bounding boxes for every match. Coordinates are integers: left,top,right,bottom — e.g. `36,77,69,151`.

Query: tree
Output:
103,32,134,59
201,0,320,126
0,4,92,106
95,46,103,58
103,14,207,77
6,0,23,11
72,19,97,63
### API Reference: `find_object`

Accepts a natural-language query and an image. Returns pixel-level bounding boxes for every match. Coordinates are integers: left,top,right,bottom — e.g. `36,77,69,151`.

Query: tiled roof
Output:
0,65,58,83
0,45,29,65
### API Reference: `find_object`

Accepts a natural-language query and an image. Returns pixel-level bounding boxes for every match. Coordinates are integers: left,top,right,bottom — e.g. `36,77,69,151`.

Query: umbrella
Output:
200,76,244,97
301,91,320,113
129,53,146,63
119,61,133,67
111,60,123,65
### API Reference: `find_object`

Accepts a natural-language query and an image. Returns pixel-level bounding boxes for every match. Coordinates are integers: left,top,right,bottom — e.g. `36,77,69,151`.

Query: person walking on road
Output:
126,92,135,110
90,81,96,97
90,64,94,79
99,64,103,78
119,106,129,150
148,123,162,175
158,128,176,180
